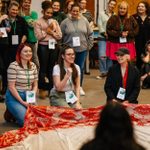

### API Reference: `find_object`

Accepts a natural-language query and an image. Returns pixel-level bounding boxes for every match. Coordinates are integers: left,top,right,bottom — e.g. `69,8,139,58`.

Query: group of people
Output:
97,0,150,90
0,0,93,127
0,1,148,149
0,0,148,131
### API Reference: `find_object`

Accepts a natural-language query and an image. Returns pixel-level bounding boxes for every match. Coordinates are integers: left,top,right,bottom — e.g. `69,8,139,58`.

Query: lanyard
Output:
25,68,30,89
10,20,16,34
119,17,125,32
122,65,128,89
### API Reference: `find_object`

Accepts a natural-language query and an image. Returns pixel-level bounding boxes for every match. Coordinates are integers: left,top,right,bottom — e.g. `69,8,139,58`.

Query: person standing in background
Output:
52,0,66,25
19,0,39,70
60,3,93,96
63,0,74,18
133,1,150,71
34,0,62,99
106,1,138,64
0,0,11,102
78,0,94,75
7,1,28,63
96,0,116,79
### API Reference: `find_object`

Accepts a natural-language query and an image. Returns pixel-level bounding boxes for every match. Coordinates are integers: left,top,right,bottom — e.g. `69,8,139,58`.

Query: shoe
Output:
80,87,85,96
4,108,16,123
96,75,102,79
39,89,48,99
85,72,90,75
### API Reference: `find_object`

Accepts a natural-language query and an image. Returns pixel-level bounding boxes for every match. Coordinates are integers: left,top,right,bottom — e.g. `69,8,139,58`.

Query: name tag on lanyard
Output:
72,36,80,47
12,35,19,45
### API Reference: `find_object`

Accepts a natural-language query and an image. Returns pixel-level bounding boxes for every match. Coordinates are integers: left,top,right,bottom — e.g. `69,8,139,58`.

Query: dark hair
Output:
58,44,78,86
41,0,52,10
137,1,150,15
16,43,32,69
52,0,60,4
70,3,80,11
81,102,145,150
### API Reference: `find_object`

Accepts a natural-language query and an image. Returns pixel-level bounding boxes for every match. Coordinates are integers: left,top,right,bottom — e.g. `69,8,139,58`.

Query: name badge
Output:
117,87,126,100
0,27,7,37
72,36,80,47
119,37,127,43
26,91,36,103
12,35,19,45
65,91,77,104
48,39,56,49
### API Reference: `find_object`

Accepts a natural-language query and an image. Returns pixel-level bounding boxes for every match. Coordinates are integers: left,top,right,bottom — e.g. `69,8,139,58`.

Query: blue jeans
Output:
5,90,27,127
75,50,87,86
98,40,112,74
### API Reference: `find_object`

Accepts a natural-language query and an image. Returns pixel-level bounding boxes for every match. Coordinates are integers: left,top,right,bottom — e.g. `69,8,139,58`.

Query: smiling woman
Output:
4,43,38,127
104,47,140,104
49,44,82,109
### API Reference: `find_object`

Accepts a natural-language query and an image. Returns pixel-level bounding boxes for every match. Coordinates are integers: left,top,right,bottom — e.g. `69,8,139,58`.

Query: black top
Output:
104,63,140,103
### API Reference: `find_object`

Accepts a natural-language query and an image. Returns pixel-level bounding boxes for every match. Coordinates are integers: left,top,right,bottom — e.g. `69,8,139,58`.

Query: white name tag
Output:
0,27,7,37
48,39,56,49
26,91,36,103
119,37,127,43
72,36,80,47
12,35,19,45
117,87,126,100
65,91,77,104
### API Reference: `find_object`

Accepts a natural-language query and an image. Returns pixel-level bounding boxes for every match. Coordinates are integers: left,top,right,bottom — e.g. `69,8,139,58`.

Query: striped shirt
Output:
7,61,38,91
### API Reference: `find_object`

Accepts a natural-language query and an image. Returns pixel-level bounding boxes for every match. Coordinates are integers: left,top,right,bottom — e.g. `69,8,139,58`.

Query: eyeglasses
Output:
116,54,125,57
65,53,75,56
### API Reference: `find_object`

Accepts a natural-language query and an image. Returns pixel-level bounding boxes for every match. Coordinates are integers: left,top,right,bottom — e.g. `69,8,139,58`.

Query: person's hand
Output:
0,14,8,22
122,31,128,37
66,68,73,77
112,99,117,102
122,100,129,106
22,101,29,107
75,102,82,109
0,32,4,37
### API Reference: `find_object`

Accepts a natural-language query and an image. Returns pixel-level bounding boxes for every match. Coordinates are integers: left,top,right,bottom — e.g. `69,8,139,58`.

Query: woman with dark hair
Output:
4,43,38,127
133,1,150,70
60,3,93,96
34,0,62,98
49,44,82,109
81,102,145,150
52,0,66,24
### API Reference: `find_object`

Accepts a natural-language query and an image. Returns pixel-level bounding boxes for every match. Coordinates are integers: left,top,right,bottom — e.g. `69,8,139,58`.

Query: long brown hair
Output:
58,44,78,86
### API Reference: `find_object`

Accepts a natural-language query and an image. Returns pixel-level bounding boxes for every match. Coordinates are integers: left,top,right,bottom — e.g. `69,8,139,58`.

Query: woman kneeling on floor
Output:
49,44,82,109
4,43,38,127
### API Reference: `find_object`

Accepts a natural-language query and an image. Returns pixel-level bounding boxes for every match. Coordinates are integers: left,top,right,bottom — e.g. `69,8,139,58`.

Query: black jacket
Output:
104,63,140,103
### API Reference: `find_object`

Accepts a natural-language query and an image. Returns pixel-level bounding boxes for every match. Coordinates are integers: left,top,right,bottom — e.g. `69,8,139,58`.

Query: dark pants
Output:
0,44,9,94
37,44,59,90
